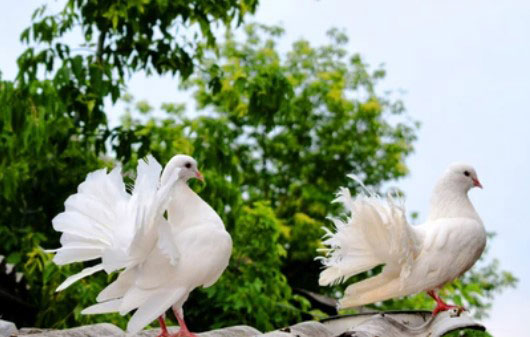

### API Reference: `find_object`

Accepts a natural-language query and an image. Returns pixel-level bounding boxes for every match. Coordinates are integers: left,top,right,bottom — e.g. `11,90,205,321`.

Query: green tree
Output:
0,0,516,334
1,0,258,329
0,75,105,327
186,23,418,299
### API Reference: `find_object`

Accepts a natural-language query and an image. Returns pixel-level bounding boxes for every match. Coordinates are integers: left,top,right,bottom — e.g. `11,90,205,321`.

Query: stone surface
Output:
11,311,486,337
138,325,261,337
322,310,485,337
0,320,17,337
259,321,333,337
15,323,123,337
15,329,49,335
14,324,261,337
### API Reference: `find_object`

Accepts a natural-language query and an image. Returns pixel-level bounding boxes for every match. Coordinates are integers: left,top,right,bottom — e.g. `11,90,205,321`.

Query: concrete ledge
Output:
13,324,260,337
8,310,486,337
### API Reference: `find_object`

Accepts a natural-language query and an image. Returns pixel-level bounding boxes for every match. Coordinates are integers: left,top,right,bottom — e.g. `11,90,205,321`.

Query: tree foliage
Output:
187,24,418,295
0,1,516,334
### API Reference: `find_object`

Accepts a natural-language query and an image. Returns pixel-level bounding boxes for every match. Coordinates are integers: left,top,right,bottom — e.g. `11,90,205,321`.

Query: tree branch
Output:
96,27,107,64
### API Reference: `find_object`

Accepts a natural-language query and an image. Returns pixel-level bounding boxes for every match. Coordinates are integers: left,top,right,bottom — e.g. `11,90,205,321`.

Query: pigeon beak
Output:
195,170,204,182
472,177,483,189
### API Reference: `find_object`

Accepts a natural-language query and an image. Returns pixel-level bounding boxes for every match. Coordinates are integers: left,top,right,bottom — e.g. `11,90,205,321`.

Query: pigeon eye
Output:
184,162,192,169
463,171,470,177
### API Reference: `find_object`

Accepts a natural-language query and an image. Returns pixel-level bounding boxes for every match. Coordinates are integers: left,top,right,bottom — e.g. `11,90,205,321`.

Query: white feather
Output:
50,156,168,286
126,288,188,334
56,264,104,291
81,299,122,315
96,268,135,302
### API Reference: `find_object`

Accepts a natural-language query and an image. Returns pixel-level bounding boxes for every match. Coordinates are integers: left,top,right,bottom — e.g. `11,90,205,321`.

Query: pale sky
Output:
2,1,529,335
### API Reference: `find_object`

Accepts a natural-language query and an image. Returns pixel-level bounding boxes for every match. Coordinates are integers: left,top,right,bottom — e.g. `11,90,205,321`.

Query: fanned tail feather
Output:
50,156,165,291
126,288,188,334
81,299,123,315
127,159,181,266
96,268,136,302
319,179,421,301
56,264,104,292
339,273,403,308
51,167,129,271
319,267,347,286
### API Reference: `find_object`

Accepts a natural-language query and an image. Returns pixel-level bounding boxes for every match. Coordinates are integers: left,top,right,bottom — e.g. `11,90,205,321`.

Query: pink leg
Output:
172,307,199,337
157,316,171,337
427,290,465,316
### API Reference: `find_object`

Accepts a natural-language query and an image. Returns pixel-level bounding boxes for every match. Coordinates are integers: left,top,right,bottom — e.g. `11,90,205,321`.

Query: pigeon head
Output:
161,154,204,185
442,162,483,191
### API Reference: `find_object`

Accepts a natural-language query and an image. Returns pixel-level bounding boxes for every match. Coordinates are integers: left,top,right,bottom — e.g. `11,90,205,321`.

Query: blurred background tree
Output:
0,0,516,334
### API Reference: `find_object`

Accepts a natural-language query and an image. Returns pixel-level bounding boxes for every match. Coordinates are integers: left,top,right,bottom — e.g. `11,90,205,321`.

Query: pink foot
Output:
172,307,199,337
156,316,177,337
427,290,466,316
432,302,465,316
156,332,173,337
174,330,199,337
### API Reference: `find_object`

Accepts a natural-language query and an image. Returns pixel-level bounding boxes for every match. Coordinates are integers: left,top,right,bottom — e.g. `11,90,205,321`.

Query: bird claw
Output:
156,332,173,337
174,331,199,337
449,306,466,317
428,290,466,317
156,332,198,337
433,303,466,317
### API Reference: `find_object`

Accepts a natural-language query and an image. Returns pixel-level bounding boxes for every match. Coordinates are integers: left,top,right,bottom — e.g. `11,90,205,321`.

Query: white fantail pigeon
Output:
50,154,232,337
319,163,486,315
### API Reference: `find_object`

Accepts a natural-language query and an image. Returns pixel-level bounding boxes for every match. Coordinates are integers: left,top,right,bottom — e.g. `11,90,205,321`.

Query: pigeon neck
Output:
175,179,192,191
168,179,225,230
427,182,480,221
